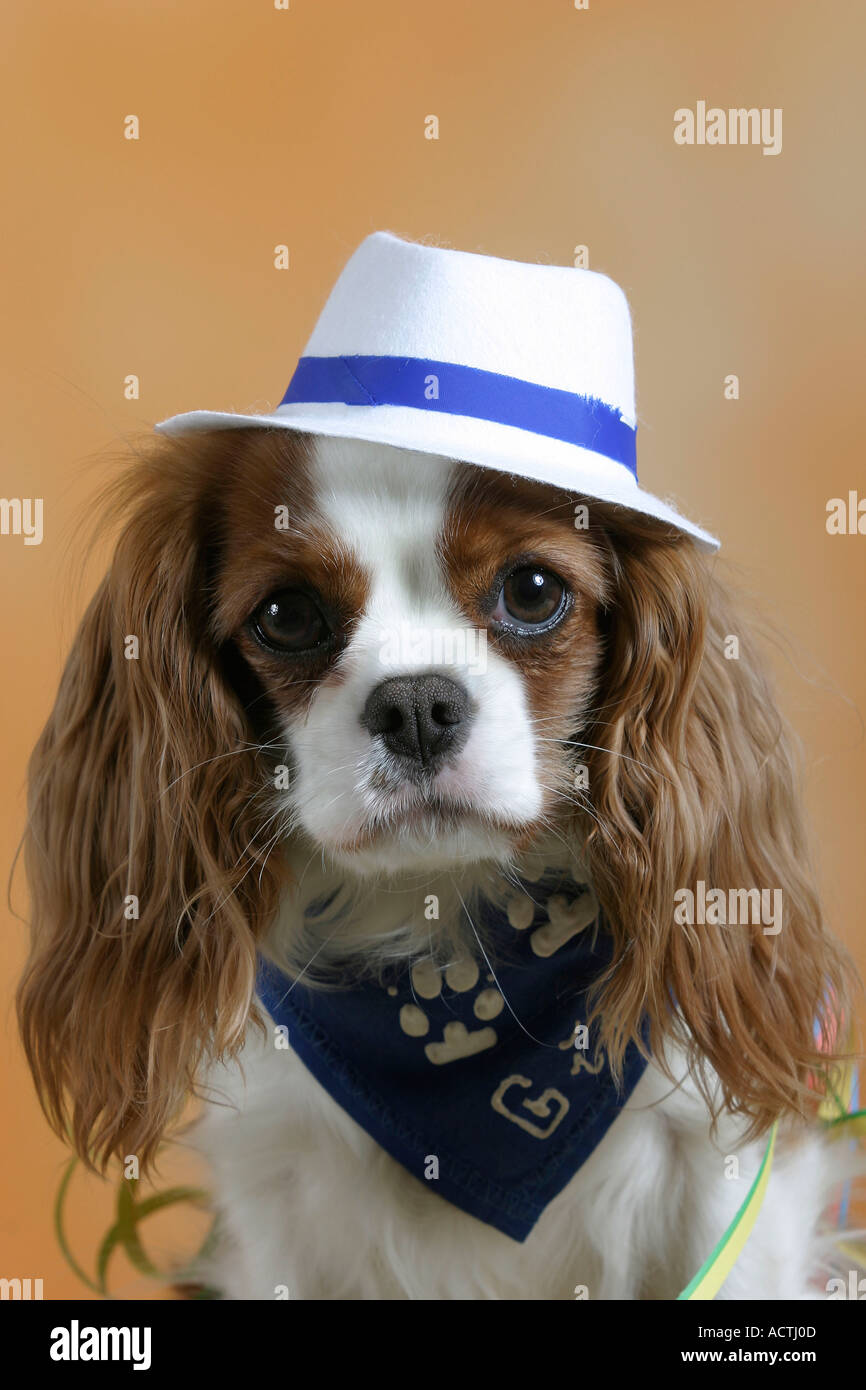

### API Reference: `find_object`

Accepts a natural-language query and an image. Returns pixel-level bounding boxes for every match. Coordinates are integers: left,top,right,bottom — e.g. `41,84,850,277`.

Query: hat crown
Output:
303,232,636,427
153,231,718,551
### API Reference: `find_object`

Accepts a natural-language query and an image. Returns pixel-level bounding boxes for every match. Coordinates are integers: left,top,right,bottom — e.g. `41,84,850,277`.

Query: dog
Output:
17,423,860,1299
17,233,862,1298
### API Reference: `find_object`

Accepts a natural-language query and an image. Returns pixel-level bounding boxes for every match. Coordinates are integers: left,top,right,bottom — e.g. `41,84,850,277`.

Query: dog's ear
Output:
17,433,284,1171
581,516,855,1134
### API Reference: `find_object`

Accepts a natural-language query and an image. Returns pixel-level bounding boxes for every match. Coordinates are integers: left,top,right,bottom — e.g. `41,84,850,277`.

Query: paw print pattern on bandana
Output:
503,883,599,957
529,889,599,957
397,957,505,1064
395,872,598,1071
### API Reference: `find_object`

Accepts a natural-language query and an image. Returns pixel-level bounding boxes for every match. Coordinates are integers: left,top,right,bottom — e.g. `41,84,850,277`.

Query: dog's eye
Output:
492,566,567,631
251,590,330,653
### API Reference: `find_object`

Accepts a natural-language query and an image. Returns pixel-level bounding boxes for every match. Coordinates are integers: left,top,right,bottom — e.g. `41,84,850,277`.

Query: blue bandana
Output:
257,873,649,1242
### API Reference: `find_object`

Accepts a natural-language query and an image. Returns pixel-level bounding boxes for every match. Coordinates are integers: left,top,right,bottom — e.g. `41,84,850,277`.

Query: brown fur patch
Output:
208,430,371,713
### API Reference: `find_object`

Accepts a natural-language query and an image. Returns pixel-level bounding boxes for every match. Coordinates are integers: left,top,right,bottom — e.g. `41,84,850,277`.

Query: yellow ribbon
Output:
678,1053,865,1301
677,1120,779,1300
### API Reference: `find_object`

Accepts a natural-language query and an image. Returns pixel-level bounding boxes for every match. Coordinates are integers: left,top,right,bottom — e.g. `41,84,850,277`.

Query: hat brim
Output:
154,401,720,552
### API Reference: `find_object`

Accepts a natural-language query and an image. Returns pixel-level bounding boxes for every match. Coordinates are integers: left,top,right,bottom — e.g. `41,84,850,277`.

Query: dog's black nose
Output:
362,675,472,767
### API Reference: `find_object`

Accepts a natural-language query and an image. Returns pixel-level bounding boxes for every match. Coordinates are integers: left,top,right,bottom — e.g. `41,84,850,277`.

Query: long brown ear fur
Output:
580,507,858,1136
17,432,285,1172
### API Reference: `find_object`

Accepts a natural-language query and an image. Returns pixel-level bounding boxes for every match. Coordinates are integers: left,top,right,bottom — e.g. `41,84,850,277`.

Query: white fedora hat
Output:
155,232,719,551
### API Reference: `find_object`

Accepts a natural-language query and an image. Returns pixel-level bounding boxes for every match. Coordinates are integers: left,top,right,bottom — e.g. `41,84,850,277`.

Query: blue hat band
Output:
281,354,637,477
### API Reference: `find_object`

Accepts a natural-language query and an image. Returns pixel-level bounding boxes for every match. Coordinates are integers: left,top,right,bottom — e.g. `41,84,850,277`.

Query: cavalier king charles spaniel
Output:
18,426,860,1299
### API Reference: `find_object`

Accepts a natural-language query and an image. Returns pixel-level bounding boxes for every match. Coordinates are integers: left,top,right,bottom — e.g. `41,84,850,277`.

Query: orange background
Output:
1,0,864,1298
